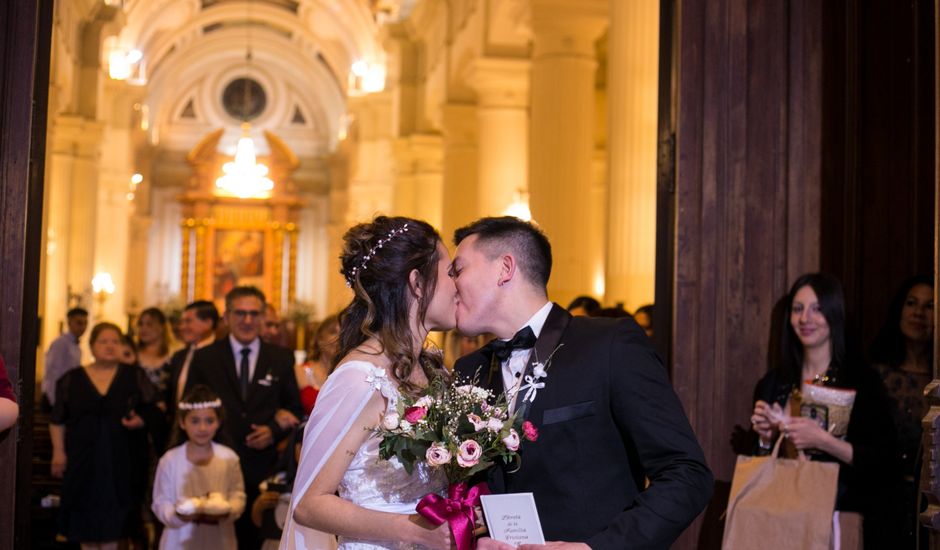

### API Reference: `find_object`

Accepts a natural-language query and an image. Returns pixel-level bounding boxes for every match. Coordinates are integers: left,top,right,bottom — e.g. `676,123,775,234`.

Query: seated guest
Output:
165,300,219,418
0,354,17,432
751,273,896,549
869,275,934,546
50,322,165,548
251,423,305,550
136,307,172,396
566,295,601,316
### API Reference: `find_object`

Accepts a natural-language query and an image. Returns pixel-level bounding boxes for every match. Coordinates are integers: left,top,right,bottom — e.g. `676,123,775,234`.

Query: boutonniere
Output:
516,344,564,405
257,373,277,386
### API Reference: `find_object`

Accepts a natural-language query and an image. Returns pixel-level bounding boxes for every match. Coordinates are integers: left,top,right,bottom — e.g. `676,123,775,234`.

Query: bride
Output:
280,216,456,550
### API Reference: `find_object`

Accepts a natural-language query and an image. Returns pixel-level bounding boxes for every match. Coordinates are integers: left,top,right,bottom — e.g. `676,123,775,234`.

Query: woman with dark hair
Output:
750,273,896,548
870,275,934,547
136,307,172,397
50,322,165,549
283,216,456,550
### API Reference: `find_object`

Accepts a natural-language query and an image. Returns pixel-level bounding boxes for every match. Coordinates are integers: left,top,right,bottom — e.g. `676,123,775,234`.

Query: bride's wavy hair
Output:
338,215,446,394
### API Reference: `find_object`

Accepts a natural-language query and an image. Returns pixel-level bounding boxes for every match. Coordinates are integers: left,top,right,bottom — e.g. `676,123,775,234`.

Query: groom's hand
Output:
475,538,514,550
518,543,591,550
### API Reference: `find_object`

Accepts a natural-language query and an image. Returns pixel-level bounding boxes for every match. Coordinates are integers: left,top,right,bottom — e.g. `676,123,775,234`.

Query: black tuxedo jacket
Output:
163,347,188,423
185,338,302,491
455,304,713,550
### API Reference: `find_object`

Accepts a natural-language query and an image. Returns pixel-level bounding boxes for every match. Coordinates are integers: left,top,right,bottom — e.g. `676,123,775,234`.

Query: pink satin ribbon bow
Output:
417,481,490,550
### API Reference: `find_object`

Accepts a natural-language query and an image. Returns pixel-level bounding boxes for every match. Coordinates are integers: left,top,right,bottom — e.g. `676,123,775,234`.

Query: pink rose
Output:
502,429,520,451
404,406,427,424
467,413,487,431
522,421,539,442
426,442,452,466
457,440,483,467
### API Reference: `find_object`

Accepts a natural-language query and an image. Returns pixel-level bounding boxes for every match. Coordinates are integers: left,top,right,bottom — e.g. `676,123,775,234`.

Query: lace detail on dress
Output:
334,362,446,550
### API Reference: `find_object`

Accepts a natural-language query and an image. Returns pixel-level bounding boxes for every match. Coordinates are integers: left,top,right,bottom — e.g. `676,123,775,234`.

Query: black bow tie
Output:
486,326,537,363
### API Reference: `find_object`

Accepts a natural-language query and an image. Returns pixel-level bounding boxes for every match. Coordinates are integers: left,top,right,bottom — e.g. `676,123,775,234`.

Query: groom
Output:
451,217,713,550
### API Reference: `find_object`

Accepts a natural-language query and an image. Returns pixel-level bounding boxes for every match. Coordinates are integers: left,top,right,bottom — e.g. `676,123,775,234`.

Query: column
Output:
346,92,396,222
528,0,608,305
466,57,530,217
605,0,659,311
440,103,478,242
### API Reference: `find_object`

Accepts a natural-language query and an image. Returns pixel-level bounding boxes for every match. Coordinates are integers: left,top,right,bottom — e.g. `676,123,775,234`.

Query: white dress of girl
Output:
280,361,446,550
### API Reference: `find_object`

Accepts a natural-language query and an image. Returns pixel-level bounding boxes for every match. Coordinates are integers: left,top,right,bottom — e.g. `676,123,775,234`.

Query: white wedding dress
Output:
280,361,446,550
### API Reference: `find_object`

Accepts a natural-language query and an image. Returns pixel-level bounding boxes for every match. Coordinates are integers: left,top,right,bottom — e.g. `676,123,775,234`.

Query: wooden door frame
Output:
0,0,53,547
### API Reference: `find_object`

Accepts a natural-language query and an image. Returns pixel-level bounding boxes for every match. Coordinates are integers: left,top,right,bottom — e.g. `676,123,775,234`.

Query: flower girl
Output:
152,385,246,549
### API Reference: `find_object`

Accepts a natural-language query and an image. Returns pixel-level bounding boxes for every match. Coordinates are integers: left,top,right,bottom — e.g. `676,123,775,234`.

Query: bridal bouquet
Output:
374,375,538,550
375,375,537,483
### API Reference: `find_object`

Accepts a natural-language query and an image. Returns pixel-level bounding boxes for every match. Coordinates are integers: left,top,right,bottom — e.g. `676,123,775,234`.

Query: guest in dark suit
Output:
185,286,302,549
450,217,713,550
164,300,219,423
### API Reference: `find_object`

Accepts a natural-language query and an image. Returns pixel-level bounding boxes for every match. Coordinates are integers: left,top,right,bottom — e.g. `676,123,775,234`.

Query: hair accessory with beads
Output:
345,223,410,287
178,398,222,411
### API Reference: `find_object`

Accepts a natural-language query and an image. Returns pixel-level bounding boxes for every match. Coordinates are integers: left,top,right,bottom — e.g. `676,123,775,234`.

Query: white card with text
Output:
480,493,545,547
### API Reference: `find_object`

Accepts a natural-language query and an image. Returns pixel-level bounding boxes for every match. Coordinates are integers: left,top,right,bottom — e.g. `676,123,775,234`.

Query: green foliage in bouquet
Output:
375,374,535,484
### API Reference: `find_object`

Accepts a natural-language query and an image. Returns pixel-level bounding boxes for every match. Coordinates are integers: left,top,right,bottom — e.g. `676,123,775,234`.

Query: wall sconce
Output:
109,48,142,81
92,272,116,312
348,59,386,95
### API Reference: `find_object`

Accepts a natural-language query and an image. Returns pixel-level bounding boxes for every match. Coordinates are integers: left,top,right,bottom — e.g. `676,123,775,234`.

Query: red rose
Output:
403,406,427,423
522,420,539,442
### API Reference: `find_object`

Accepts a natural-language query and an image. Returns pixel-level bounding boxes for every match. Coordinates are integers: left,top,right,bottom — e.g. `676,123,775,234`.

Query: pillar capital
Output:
49,115,103,157
530,0,608,58
464,57,530,108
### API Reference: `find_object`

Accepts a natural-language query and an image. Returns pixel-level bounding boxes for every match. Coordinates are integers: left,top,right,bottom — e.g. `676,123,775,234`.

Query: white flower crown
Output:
178,398,222,411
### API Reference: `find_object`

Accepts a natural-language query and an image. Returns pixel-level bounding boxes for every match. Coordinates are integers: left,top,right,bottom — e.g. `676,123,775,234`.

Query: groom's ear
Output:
496,254,517,287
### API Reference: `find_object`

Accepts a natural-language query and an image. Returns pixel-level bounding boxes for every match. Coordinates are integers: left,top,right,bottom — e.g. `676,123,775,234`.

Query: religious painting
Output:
212,229,265,299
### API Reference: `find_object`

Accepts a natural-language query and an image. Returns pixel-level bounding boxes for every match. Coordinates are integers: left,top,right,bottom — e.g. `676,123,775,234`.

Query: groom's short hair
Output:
454,216,552,288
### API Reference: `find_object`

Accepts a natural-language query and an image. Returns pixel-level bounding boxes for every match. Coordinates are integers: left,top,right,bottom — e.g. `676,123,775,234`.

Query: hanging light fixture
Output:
215,0,273,199
503,188,533,221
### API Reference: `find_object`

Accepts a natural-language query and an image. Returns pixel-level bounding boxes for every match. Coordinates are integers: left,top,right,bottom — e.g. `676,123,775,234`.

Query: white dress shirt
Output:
229,335,260,382
500,301,553,401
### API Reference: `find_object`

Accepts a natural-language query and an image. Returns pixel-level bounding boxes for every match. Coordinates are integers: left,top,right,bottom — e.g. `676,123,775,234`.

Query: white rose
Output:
472,387,490,400
456,385,474,395
382,412,400,430
486,418,504,433
415,396,434,409
532,363,547,378
399,420,413,432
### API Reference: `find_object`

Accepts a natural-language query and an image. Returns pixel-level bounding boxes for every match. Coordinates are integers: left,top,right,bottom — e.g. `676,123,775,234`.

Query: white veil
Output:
279,361,389,550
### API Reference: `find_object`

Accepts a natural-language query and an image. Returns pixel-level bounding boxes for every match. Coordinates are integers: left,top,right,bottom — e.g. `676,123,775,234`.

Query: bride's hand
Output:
408,514,455,550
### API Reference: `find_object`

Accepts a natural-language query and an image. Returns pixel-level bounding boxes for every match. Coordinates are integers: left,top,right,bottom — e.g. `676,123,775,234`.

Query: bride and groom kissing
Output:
280,215,713,550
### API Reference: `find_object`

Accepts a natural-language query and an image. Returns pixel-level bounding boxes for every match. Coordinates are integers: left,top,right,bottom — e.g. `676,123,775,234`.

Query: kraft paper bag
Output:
722,437,839,550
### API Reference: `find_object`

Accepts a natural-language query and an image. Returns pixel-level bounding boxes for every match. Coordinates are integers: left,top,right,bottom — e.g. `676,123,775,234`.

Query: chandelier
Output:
214,0,272,200
215,123,273,199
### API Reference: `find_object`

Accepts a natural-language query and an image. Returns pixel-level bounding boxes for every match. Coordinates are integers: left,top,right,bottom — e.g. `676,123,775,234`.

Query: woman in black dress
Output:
50,322,164,549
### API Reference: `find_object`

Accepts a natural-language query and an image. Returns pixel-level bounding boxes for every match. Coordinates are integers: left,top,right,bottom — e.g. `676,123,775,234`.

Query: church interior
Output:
0,0,938,548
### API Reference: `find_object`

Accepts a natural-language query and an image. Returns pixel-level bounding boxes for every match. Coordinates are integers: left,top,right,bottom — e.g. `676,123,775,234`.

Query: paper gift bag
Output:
722,437,839,550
